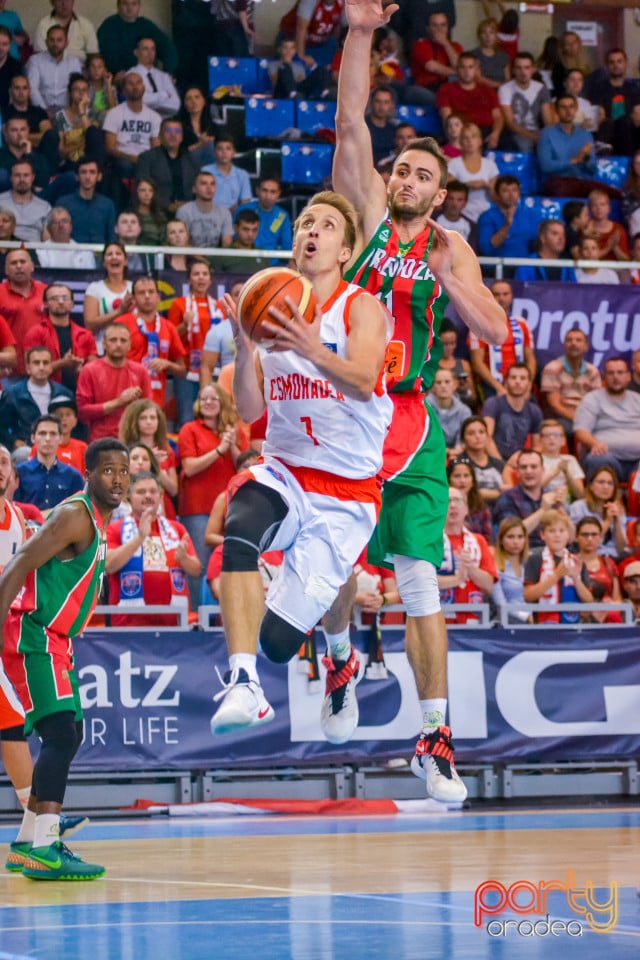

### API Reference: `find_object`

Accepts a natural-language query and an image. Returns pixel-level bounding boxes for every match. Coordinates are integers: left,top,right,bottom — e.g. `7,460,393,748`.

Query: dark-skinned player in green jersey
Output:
0,438,130,880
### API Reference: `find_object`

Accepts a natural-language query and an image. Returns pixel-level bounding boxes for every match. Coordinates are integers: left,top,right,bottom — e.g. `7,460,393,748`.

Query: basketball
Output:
237,268,318,344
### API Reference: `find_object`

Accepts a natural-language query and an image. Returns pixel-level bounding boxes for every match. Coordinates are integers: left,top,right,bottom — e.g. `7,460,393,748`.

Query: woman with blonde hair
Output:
447,123,499,222
552,31,590,98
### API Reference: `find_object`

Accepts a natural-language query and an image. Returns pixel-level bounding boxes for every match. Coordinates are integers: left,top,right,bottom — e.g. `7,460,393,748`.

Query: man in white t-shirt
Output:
498,52,552,153
103,71,161,178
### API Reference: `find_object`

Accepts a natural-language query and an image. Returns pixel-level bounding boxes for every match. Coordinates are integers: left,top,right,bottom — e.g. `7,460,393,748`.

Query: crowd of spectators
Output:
1,0,640,627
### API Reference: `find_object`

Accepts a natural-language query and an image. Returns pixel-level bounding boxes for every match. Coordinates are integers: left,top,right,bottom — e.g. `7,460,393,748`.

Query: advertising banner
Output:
71,626,640,771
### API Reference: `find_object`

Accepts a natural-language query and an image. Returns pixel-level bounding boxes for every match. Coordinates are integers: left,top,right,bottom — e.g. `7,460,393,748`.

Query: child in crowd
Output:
539,419,585,500
524,509,592,622
575,236,621,284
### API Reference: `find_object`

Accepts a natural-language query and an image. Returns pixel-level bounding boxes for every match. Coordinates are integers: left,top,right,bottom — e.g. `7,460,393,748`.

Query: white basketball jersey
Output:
260,280,392,478
0,501,25,572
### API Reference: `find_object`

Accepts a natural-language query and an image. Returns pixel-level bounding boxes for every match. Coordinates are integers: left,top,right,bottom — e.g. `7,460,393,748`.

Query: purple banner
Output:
71,626,640,770
510,280,640,372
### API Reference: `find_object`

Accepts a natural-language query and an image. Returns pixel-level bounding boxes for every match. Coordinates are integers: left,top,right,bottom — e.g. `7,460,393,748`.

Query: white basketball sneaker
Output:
320,647,362,744
410,726,468,803
210,668,275,735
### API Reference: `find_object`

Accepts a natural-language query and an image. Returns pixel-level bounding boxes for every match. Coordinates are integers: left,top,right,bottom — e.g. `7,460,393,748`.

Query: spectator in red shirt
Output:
0,311,16,380
410,12,462,99
167,257,228,427
23,283,97,393
119,276,186,407
177,382,247,595
437,51,503,148
76,322,152,441
105,471,201,627
469,279,535,400
437,486,497,623
0,248,46,377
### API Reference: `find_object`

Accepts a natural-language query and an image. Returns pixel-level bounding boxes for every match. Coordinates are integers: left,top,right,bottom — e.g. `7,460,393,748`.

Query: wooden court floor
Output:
1,804,639,959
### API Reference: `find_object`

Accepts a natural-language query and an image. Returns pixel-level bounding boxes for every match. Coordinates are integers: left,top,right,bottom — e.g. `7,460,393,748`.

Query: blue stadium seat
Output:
522,195,624,227
486,151,541,196
295,100,337,135
521,196,572,225
255,59,273,94
281,142,334,185
396,104,443,138
245,98,296,138
209,57,258,94
595,156,629,189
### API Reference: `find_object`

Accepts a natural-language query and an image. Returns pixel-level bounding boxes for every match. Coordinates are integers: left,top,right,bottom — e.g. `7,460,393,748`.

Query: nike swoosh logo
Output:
258,707,271,719
34,856,62,869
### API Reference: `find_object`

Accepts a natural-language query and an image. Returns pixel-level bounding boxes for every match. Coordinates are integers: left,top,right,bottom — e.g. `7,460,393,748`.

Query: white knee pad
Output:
393,555,441,617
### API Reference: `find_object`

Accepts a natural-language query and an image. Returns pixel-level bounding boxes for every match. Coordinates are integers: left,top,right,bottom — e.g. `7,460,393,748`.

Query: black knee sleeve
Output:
260,609,309,664
0,723,26,742
222,480,288,573
32,712,82,805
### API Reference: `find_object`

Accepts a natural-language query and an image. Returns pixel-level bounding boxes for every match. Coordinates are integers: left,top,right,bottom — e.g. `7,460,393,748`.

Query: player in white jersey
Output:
210,191,392,744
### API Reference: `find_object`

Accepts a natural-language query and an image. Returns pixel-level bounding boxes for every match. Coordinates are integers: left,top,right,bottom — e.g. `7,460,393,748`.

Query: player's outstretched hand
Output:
263,297,323,360
345,0,399,31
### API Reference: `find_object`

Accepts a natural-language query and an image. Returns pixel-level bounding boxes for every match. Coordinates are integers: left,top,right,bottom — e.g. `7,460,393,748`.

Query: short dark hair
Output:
160,116,182,134
507,361,532,379
395,136,448,189
555,93,578,106
517,447,543,465
11,158,35,175
132,275,158,294
0,26,12,41
25,346,52,363
85,438,129,472
67,72,88,95
234,208,260,226
576,516,603,534
31,414,61,435
495,174,521,192
446,179,469,197
562,200,586,224
513,51,535,65
77,156,101,172
44,282,73,303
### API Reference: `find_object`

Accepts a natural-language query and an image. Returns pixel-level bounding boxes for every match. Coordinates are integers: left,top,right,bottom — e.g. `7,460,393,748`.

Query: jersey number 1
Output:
300,416,319,446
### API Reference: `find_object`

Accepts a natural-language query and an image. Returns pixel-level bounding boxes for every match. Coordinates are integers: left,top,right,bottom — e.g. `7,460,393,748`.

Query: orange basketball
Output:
237,267,318,344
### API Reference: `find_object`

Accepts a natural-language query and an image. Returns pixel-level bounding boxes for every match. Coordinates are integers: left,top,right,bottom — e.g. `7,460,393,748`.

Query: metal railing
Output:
89,604,190,631
498,601,635,628
14,239,640,275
